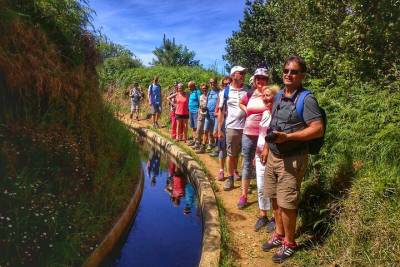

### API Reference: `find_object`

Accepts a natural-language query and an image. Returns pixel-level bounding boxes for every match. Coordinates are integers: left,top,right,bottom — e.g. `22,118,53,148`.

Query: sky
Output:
89,0,246,72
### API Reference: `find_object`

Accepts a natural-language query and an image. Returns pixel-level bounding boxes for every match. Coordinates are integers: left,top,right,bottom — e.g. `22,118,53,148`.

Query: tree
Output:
152,34,200,67
224,0,400,83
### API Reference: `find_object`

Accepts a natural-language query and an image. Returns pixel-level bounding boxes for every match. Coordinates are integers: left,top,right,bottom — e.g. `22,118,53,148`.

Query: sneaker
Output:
205,144,213,153
193,142,201,150
217,170,224,181
195,145,206,154
237,196,247,209
187,140,196,146
209,149,219,157
223,176,234,191
272,241,297,263
262,232,284,251
254,216,269,232
233,171,241,181
266,217,276,233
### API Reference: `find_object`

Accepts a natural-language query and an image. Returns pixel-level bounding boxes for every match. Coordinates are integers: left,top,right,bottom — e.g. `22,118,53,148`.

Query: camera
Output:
265,126,282,143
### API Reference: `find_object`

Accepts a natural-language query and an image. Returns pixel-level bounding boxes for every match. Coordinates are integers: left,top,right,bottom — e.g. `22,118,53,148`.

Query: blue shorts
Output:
189,112,198,129
204,113,216,132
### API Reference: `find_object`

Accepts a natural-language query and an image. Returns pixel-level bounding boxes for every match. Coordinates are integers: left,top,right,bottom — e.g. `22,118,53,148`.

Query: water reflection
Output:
114,147,202,267
165,161,197,215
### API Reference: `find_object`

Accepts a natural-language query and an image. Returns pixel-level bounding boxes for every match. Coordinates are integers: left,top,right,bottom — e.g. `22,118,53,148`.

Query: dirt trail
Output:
123,116,278,267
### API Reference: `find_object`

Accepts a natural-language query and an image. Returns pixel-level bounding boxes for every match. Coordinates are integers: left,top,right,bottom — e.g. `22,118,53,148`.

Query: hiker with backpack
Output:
212,77,230,181
129,82,143,120
217,66,248,191
203,78,220,154
194,83,208,153
237,68,270,210
187,81,201,146
148,76,162,128
260,55,325,263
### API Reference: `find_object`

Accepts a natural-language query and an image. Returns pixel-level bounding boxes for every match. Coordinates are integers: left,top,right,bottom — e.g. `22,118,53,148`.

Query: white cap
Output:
230,65,247,75
253,68,269,77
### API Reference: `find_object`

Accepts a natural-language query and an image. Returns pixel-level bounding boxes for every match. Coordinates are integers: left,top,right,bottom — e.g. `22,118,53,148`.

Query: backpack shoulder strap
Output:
295,89,311,122
223,86,230,109
247,89,254,99
271,90,284,118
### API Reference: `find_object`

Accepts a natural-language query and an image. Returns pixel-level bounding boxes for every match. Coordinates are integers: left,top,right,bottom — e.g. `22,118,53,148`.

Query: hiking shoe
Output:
223,176,234,191
209,149,219,157
234,171,241,181
262,232,284,251
187,140,196,146
155,122,160,128
272,241,297,263
266,217,276,233
193,142,201,150
217,170,225,181
254,216,269,232
129,113,133,119
205,144,213,153
195,145,206,154
237,196,247,209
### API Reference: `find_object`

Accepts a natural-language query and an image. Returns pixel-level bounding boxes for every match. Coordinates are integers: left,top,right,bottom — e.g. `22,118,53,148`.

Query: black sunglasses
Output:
283,69,303,75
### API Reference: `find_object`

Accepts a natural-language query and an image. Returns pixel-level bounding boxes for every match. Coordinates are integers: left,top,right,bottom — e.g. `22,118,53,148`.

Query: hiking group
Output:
128,55,325,263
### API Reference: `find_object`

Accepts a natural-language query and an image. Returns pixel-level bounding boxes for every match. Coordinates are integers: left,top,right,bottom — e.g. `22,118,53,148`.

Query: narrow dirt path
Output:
122,116,278,267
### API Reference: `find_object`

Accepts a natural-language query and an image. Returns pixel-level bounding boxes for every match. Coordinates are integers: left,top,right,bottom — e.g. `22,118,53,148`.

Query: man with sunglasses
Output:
261,55,324,263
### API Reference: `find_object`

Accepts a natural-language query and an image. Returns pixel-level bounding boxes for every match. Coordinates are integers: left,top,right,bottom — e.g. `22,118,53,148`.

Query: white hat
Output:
230,65,247,75
253,68,269,77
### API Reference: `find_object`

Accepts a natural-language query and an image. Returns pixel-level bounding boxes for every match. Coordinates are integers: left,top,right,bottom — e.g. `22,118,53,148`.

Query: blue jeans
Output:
204,113,216,132
241,134,258,180
189,112,198,129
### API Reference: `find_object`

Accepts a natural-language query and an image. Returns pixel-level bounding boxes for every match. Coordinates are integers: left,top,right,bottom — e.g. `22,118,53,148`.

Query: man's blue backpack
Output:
275,89,327,155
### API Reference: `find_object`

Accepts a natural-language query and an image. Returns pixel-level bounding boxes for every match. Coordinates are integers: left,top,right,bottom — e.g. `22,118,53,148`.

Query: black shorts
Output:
175,114,189,120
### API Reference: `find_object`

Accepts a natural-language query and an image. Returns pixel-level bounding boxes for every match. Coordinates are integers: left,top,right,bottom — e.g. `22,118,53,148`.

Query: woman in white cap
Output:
237,68,270,210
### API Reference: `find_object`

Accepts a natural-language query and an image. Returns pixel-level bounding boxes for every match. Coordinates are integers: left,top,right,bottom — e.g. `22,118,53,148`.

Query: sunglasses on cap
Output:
283,69,303,75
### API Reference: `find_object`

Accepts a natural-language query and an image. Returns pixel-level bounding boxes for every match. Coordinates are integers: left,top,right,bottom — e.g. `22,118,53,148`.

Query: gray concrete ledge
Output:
130,125,221,267
82,169,144,267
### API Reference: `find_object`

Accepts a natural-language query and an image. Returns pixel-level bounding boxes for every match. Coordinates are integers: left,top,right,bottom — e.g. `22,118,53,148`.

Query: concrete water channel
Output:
113,144,203,266
84,127,220,267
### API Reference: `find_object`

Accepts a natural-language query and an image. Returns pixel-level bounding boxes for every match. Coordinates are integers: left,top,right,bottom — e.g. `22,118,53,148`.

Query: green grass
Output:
0,113,141,266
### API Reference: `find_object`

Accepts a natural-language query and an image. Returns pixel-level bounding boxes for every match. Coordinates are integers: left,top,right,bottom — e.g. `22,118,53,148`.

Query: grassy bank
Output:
0,1,142,265
288,80,400,266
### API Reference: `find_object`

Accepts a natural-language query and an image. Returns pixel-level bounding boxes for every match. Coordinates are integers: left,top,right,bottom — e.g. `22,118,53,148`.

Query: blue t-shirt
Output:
188,89,201,113
148,83,161,105
206,88,219,115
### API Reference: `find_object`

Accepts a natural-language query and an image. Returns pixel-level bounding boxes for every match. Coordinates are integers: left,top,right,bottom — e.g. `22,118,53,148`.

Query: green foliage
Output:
152,34,200,67
0,0,142,265
6,0,94,66
225,0,400,83
226,1,400,265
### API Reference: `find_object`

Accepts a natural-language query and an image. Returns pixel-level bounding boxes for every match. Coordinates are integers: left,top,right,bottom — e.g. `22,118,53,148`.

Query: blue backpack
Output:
275,89,327,155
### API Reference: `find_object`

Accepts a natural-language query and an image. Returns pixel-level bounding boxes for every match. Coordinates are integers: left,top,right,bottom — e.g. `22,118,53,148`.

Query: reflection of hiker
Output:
171,168,186,207
129,82,143,120
183,183,195,215
146,150,160,187
148,76,162,128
